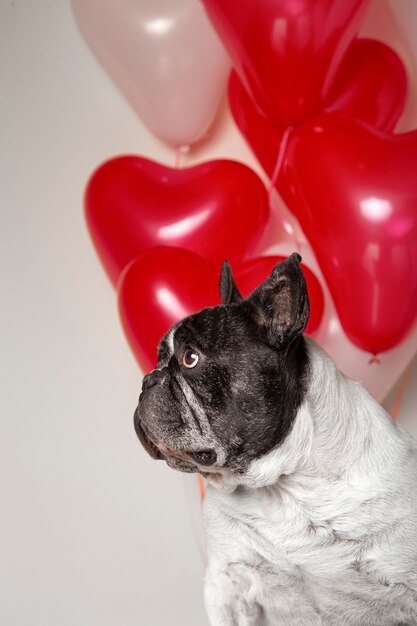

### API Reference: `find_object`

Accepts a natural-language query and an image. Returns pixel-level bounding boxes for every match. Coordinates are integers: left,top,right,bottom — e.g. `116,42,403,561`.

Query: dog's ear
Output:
220,260,243,305
248,253,309,349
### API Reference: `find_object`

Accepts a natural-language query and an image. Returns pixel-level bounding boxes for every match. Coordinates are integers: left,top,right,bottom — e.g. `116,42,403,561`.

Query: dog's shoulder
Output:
203,356,417,578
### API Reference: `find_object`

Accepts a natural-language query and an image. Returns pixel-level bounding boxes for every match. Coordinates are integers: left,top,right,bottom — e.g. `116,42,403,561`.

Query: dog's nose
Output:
187,449,217,466
142,369,164,392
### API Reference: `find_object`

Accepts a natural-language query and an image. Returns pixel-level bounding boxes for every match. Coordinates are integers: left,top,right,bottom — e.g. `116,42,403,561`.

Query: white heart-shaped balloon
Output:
71,0,231,147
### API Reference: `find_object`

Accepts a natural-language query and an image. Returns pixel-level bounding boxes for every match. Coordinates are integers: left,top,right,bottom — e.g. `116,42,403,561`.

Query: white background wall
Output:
1,1,416,625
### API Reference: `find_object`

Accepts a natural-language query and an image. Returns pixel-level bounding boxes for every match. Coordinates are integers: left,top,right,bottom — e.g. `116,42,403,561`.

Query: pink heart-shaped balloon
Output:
203,0,370,125
278,112,417,355
71,0,230,146
118,247,324,372
85,156,270,287
229,38,407,179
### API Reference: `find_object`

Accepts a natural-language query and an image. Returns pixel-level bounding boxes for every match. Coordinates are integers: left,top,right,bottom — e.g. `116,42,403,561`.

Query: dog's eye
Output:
182,348,199,369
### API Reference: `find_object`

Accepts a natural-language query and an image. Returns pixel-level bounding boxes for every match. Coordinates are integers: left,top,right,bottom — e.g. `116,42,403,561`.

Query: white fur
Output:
203,339,417,625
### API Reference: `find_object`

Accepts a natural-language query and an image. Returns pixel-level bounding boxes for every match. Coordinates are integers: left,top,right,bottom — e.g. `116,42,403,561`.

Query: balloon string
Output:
269,125,294,192
391,362,413,420
197,474,205,502
174,144,190,168
268,126,300,251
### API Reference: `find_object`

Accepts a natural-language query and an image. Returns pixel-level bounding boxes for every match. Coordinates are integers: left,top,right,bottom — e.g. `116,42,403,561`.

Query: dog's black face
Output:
135,253,311,480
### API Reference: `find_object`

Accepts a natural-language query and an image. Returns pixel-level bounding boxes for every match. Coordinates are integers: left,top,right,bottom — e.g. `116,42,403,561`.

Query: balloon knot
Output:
368,354,381,365
174,144,190,168
268,125,301,252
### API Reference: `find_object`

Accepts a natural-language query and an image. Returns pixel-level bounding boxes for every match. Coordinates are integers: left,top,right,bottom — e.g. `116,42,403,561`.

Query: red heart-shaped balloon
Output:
85,156,269,286
118,247,324,372
278,112,417,355
203,0,370,125
229,38,407,179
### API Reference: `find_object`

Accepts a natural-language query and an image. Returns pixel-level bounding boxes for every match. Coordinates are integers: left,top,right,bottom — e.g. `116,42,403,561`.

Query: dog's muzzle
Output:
135,368,218,469
134,408,164,460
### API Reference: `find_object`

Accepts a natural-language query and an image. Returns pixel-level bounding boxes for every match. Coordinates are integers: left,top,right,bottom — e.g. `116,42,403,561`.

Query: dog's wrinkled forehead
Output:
158,304,258,365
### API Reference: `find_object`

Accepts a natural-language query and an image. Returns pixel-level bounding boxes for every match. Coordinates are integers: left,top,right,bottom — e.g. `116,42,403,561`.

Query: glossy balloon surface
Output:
203,0,370,125
85,156,270,286
229,38,407,179
71,0,230,146
118,248,324,371
326,38,407,129
278,113,417,354
269,241,417,403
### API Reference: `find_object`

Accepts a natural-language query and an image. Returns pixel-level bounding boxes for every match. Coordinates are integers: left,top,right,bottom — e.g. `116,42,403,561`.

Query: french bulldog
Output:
135,253,417,625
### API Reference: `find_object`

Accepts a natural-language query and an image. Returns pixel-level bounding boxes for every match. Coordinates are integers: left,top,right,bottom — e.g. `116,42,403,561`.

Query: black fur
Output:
220,260,243,305
135,254,311,475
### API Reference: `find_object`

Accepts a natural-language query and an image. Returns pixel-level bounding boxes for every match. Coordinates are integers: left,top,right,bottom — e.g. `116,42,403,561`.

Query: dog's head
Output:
134,253,311,489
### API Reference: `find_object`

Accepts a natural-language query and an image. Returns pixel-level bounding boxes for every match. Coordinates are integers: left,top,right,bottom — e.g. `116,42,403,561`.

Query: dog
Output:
135,253,417,625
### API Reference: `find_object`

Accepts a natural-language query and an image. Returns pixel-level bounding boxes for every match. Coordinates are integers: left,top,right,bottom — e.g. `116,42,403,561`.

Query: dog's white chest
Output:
206,478,361,580
203,470,417,625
